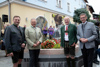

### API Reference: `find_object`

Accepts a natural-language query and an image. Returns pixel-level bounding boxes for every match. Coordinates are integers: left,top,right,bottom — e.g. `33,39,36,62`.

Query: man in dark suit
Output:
61,17,77,67
77,13,97,67
5,16,26,67
93,22,100,64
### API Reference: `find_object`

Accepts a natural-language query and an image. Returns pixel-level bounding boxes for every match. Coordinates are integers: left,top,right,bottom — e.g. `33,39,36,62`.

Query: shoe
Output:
93,60,99,65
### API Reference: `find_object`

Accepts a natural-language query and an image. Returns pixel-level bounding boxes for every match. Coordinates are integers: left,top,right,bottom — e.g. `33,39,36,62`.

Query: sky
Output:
88,0,100,14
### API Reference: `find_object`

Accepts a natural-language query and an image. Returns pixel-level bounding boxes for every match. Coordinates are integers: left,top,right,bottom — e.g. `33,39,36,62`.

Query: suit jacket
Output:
25,26,42,50
5,24,25,54
0,36,2,45
95,26,99,39
61,24,77,47
77,22,97,49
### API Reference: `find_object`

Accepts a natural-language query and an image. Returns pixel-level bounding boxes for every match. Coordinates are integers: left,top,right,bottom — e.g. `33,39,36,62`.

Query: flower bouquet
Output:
41,39,56,49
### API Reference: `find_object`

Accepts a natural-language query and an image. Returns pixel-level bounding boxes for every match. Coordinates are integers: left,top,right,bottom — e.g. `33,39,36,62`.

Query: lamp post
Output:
7,0,11,24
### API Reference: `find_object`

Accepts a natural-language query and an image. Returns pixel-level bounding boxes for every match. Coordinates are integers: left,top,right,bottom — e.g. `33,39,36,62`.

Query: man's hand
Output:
80,38,85,41
21,43,25,48
36,41,40,46
71,42,75,46
33,44,37,47
7,52,13,56
1,40,3,43
80,38,88,43
83,39,88,43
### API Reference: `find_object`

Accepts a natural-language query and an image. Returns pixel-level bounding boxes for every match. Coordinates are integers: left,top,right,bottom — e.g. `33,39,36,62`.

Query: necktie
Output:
82,24,85,38
82,24,85,31
65,26,68,35
82,24,85,46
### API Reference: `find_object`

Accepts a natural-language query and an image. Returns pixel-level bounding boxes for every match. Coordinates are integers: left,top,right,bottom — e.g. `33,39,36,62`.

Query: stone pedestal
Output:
40,49,64,55
22,47,83,67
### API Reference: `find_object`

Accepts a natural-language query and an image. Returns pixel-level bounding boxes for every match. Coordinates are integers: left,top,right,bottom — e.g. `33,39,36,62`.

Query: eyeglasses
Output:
80,17,86,19
14,19,20,21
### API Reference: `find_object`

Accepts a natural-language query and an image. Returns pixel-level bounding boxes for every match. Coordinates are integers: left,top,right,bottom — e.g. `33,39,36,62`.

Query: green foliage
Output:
73,8,91,23
99,15,100,21
53,44,60,49
52,14,56,18
89,20,97,23
52,14,65,19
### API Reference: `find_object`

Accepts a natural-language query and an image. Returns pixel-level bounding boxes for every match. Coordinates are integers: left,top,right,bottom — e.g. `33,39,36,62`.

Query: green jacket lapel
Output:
68,24,71,30
63,25,65,35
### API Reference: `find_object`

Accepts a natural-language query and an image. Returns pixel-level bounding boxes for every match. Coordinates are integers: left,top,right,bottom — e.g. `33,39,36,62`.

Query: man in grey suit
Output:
77,13,97,67
5,16,26,67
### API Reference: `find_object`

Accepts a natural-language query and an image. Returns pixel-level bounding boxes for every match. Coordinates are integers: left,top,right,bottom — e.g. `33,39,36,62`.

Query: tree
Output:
73,8,91,23
89,20,97,23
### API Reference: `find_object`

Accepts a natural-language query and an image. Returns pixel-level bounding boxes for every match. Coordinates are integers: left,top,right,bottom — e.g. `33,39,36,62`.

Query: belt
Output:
64,40,69,42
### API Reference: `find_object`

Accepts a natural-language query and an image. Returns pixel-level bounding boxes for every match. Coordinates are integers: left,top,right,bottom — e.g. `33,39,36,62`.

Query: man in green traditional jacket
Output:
61,17,77,67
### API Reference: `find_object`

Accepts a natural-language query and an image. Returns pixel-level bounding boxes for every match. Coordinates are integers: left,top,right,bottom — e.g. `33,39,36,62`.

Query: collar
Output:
31,25,36,29
82,21,87,25
65,24,69,27
13,24,19,28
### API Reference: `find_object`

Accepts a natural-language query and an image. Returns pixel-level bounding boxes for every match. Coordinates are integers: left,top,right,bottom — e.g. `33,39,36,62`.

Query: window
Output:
42,0,47,1
82,4,84,8
74,7,76,10
82,3,85,8
56,0,61,8
79,0,81,5
67,3,70,12
22,0,26,1
40,0,47,2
